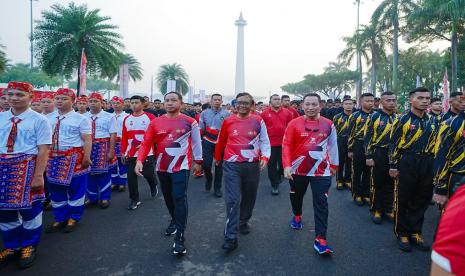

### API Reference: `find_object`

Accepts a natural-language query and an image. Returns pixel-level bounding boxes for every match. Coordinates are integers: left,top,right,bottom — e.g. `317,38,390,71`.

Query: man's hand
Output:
389,169,399,178
81,156,92,169
330,167,337,176
433,193,448,208
31,174,44,192
108,150,115,161
259,159,267,170
214,159,221,167
284,167,293,180
134,161,144,176
366,159,375,167
194,163,202,174
121,155,127,165
348,152,353,159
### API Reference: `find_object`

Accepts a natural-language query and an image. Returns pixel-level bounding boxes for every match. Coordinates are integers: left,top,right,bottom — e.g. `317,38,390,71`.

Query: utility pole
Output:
30,0,38,69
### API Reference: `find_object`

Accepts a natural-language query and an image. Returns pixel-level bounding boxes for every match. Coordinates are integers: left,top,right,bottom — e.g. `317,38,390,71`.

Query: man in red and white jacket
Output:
121,95,157,210
261,94,293,195
135,91,202,256
282,93,338,256
214,92,271,252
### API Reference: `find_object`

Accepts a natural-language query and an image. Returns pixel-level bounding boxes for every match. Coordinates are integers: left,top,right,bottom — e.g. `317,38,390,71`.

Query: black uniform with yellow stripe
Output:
364,110,397,215
440,109,458,124
333,112,352,186
389,111,437,237
434,112,465,197
348,110,372,199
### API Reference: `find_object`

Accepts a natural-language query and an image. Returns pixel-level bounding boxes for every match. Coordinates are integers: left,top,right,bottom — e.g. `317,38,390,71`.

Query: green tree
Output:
0,63,62,88
69,78,118,91
104,53,143,82
156,63,189,95
33,3,124,80
371,0,416,93
0,43,7,75
407,0,465,92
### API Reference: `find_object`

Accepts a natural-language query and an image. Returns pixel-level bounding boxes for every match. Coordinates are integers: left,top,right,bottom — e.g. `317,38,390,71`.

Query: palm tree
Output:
33,3,124,81
0,43,7,75
407,0,465,93
371,0,416,92
156,63,189,95
362,23,387,95
104,53,143,82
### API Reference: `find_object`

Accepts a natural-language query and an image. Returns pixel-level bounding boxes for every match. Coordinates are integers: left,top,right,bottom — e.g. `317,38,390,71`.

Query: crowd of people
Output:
0,81,463,275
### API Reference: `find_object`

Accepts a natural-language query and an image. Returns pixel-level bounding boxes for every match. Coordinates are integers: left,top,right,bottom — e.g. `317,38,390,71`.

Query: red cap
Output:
7,82,34,94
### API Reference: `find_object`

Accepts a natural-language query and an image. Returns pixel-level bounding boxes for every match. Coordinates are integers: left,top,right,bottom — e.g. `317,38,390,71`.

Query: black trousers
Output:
352,139,371,198
370,147,393,214
202,140,223,191
126,156,157,202
289,175,331,238
336,136,351,183
267,146,283,188
395,154,433,237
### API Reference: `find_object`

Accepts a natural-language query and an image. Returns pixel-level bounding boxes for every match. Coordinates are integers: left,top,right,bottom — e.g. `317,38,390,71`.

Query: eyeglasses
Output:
236,101,252,107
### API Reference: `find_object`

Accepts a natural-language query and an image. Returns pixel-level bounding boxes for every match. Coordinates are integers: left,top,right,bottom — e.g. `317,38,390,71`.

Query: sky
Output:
0,0,449,98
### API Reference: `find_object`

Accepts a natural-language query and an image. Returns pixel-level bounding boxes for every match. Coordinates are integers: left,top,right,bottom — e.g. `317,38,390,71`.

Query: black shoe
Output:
222,239,238,252
64,219,78,233
410,234,430,251
271,187,279,196
371,211,382,224
397,236,412,252
85,199,97,207
18,246,36,269
0,248,19,267
45,221,65,233
214,190,223,198
118,185,126,192
205,181,212,192
150,185,158,198
354,197,364,206
239,223,251,235
363,197,371,205
336,182,344,190
173,233,187,255
165,221,177,236
99,200,110,209
127,200,141,210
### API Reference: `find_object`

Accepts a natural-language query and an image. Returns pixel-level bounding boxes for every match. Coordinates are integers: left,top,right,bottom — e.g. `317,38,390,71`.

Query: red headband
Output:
41,93,55,100
55,88,76,101
7,82,34,94
77,95,88,103
111,96,124,104
89,92,104,102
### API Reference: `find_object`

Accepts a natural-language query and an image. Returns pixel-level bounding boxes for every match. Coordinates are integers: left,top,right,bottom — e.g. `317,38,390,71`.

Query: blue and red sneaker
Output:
290,216,303,230
314,236,333,255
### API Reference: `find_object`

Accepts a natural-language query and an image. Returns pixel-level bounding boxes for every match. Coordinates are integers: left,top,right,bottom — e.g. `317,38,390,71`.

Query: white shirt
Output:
0,108,52,155
85,110,117,139
111,111,129,138
44,110,59,122
49,110,92,150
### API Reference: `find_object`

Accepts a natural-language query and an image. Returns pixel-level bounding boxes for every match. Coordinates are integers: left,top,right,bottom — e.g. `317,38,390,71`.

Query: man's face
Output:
130,99,143,112
112,101,123,112
430,101,443,113
164,93,182,113
236,95,253,116
326,103,333,109
409,92,430,111
342,100,354,112
154,101,161,109
270,96,281,108
374,100,380,108
334,102,341,108
361,96,374,111
89,98,102,112
124,99,131,109
54,95,73,111
281,97,291,107
194,105,202,113
450,97,465,112
31,102,42,113
381,95,397,112
41,98,54,113
211,96,222,108
8,90,31,110
0,95,10,110
302,96,320,118
76,101,88,111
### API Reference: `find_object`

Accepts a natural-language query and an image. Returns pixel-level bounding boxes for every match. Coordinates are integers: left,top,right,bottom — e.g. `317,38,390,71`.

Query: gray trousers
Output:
223,161,260,240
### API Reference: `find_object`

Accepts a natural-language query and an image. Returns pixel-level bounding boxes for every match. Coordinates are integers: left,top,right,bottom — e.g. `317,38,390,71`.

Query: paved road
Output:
2,172,438,275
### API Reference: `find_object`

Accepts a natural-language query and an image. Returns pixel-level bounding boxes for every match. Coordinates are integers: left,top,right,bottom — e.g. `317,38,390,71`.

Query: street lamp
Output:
29,0,38,69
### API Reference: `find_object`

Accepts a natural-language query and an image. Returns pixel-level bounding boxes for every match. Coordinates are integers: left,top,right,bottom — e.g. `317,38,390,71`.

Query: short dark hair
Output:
164,91,183,101
124,98,130,101
334,98,341,103
201,103,211,110
431,97,442,103
281,95,290,100
154,99,161,103
360,93,375,99
236,92,254,104
342,97,353,103
303,93,321,102
270,94,280,101
380,91,395,97
257,101,263,105
374,97,381,101
211,93,222,99
450,92,463,99
408,87,430,96
327,99,333,103
193,102,202,107
130,95,145,103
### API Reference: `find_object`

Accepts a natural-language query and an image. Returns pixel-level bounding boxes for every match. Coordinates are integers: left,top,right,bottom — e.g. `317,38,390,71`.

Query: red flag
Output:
443,68,449,111
79,49,87,96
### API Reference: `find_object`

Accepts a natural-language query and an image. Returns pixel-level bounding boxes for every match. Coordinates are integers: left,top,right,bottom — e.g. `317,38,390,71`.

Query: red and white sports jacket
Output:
137,113,202,173
282,116,338,176
214,114,271,163
121,112,155,158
